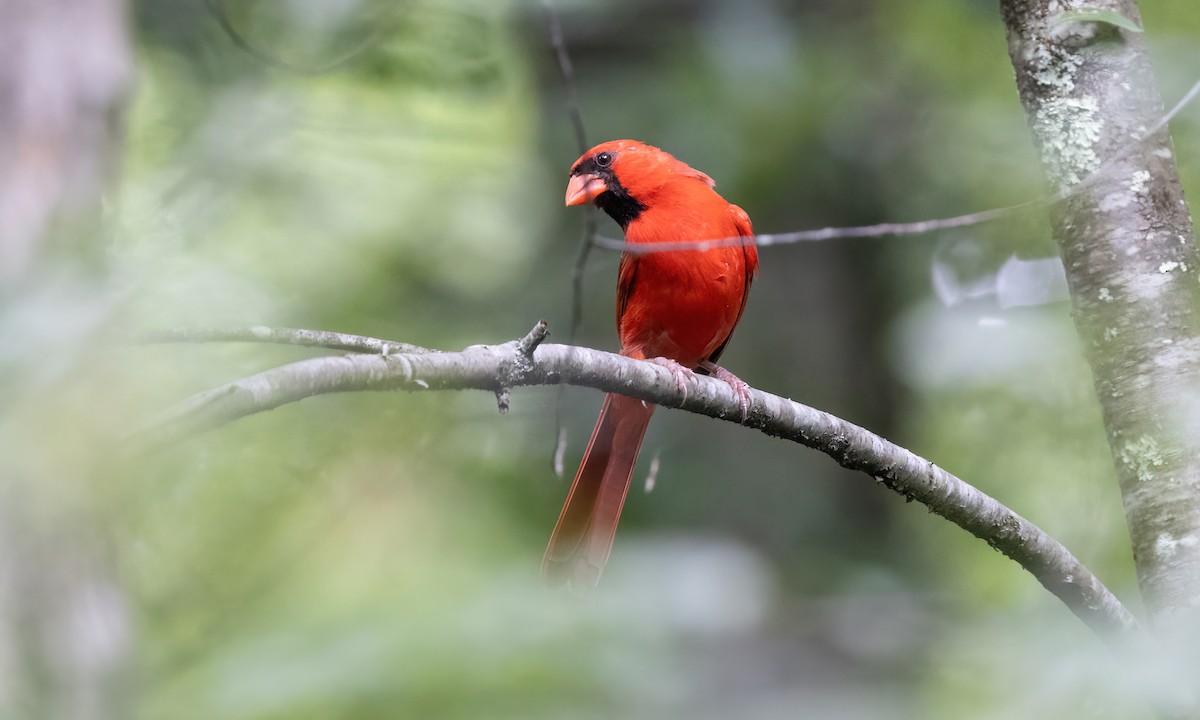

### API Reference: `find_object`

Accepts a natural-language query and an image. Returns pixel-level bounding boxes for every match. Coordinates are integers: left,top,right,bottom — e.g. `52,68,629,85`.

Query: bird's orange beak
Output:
565,173,608,206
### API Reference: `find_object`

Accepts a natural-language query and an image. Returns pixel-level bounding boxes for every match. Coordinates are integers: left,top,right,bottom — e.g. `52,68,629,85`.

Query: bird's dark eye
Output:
595,151,613,168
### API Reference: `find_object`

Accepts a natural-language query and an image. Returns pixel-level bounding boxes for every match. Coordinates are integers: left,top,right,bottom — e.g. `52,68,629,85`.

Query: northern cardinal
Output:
543,139,759,589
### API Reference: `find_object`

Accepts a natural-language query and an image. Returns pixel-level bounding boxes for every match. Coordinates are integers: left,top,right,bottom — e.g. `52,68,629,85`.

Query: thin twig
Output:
499,320,551,412
541,0,588,155
541,0,596,474
553,206,602,475
139,326,434,355
567,210,599,340
552,425,568,477
517,319,551,358
200,0,393,75
136,327,1142,645
540,0,592,332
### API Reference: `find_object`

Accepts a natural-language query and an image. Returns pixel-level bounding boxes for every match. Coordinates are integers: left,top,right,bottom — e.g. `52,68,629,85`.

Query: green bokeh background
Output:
5,0,1200,717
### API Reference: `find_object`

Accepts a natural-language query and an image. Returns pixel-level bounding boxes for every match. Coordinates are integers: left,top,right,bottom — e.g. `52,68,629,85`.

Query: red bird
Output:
543,139,759,589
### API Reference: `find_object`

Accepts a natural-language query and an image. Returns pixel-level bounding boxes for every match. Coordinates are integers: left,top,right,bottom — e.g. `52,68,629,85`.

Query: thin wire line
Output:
590,76,1200,257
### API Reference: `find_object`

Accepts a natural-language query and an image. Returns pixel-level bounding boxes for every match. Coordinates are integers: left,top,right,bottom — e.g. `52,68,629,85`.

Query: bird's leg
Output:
647,357,696,401
699,360,752,422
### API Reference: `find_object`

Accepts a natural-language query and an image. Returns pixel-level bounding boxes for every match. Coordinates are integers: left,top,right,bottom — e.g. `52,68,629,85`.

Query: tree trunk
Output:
0,0,133,717
1000,0,1200,632
0,0,131,291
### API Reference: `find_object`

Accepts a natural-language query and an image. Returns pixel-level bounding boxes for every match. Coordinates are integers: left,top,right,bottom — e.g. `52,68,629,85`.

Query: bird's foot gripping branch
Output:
142,322,1139,645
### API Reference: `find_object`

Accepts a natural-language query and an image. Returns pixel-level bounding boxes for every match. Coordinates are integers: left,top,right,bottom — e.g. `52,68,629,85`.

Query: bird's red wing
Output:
706,204,758,364
616,252,639,328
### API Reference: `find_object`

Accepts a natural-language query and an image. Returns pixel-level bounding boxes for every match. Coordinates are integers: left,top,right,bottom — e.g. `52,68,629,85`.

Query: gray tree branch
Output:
140,323,1141,646
140,326,434,355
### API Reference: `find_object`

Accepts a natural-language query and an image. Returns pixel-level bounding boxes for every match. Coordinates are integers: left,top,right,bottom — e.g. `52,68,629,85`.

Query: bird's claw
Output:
647,357,696,401
700,361,752,422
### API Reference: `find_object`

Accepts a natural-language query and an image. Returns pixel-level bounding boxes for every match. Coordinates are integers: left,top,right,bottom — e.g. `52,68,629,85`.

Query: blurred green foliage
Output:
4,0,1200,717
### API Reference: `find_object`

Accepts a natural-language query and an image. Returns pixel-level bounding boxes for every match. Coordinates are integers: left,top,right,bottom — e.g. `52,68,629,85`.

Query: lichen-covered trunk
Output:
1001,0,1200,629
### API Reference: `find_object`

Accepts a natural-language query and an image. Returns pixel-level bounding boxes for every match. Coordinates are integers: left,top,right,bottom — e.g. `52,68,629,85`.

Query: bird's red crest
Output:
571,140,715,199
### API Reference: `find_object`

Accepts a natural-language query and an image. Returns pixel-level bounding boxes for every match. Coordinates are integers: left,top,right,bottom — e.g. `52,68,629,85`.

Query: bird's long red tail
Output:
542,393,655,589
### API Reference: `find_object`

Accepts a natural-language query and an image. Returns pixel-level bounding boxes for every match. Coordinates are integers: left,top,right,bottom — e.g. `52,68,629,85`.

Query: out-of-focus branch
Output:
140,326,433,355
140,324,1142,645
540,0,598,473
540,0,588,156
200,0,392,75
